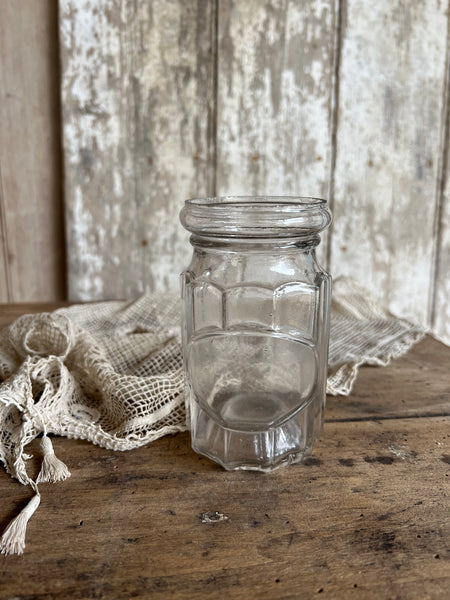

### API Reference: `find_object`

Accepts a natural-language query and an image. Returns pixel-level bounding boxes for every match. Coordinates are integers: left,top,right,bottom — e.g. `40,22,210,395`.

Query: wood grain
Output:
1,417,449,600
0,302,69,329
0,303,448,598
0,300,448,599
0,0,65,302
60,0,216,301
330,0,448,327
216,0,337,265
326,335,450,422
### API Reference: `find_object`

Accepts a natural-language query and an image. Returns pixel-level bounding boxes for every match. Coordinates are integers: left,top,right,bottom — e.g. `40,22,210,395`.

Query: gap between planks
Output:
326,0,343,271
0,162,13,302
430,0,450,329
326,413,450,424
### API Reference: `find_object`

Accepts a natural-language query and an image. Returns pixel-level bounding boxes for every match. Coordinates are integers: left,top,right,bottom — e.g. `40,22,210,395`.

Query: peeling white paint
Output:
216,0,335,268
200,511,229,524
113,171,123,198
389,445,415,461
71,186,105,300
60,0,214,300
331,0,448,327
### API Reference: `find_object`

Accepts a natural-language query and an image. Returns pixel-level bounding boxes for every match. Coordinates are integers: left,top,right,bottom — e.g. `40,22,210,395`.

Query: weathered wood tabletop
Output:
0,304,449,600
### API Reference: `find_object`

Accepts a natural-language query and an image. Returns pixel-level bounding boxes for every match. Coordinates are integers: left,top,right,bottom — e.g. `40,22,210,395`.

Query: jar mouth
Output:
186,196,326,207
180,196,332,238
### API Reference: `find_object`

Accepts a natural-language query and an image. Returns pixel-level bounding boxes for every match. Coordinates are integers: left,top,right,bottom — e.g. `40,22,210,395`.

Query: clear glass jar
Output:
180,197,332,472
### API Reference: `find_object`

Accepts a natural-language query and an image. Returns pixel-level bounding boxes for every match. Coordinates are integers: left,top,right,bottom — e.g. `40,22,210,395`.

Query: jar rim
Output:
181,196,332,239
185,195,326,207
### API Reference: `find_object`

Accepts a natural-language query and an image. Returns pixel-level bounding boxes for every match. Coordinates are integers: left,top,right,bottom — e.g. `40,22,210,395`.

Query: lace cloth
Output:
0,277,425,554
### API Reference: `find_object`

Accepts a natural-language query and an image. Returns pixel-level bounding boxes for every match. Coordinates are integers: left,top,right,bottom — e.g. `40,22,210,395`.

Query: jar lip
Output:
181,196,332,239
185,196,326,208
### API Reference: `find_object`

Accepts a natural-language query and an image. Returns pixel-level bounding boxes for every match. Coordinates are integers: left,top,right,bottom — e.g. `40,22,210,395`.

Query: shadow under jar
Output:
180,197,332,472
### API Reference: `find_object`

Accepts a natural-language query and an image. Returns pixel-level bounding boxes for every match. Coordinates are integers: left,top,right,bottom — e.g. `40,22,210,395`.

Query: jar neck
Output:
189,234,321,252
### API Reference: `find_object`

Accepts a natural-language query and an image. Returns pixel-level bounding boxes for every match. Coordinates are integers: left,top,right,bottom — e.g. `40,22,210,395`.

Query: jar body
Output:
180,198,331,472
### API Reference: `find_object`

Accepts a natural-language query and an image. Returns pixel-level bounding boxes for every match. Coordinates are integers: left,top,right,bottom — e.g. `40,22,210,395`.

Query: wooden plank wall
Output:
215,0,337,266
59,0,216,300
58,0,448,344
332,0,448,327
0,0,65,302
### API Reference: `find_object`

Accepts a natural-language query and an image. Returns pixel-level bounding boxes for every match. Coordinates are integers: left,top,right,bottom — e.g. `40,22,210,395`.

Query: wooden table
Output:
0,304,449,599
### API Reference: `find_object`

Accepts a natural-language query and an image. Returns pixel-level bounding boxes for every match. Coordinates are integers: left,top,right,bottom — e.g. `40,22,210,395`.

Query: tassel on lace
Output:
0,493,40,555
36,435,71,483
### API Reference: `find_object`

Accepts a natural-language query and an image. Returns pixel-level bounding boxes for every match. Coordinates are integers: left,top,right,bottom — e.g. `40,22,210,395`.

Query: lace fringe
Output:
1,436,71,555
0,492,40,555
37,435,71,483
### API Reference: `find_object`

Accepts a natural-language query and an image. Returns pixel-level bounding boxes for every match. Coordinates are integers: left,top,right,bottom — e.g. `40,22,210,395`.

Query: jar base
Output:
192,443,311,473
189,396,324,472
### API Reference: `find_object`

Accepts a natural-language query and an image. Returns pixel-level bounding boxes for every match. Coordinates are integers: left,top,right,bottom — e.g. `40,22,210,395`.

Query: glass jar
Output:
180,196,332,472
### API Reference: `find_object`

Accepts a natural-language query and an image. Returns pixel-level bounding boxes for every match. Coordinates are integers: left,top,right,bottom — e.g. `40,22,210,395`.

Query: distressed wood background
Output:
2,1,449,344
